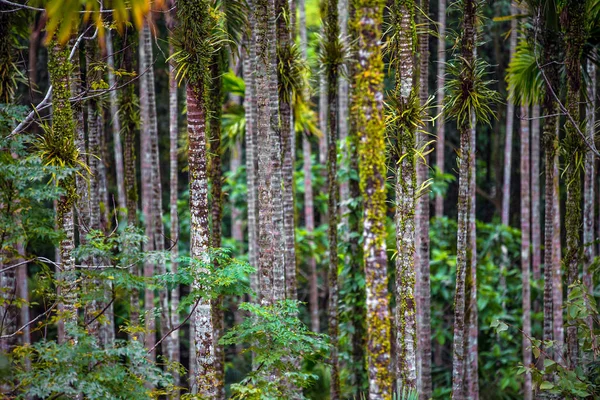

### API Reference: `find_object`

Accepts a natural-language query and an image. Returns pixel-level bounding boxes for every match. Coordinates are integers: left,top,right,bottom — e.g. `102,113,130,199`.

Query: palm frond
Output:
506,39,543,106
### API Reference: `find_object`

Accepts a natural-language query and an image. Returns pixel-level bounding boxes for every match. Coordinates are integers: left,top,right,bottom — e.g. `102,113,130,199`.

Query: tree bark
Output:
353,0,393,395
139,22,156,358
167,10,181,395
105,30,127,219
417,0,432,397
392,0,418,392
563,0,586,369
324,0,340,394
450,1,477,397
520,106,532,400
583,54,596,345
187,82,218,396
434,0,446,218
530,105,541,283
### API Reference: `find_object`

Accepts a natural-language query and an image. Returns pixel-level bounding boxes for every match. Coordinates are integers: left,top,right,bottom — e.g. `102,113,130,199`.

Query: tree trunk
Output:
209,57,225,399
49,40,78,339
500,2,517,227
105,30,127,219
391,0,418,392
243,24,259,297
299,0,319,333
187,83,218,396
583,54,596,345
434,0,446,218
353,0,393,395
540,5,560,368
552,154,563,362
450,1,477,397
121,29,141,337
276,0,298,302
520,106,532,400
167,13,181,395
417,0,432,397
139,22,156,358
338,0,350,224
324,0,340,394
563,0,586,370
530,105,541,283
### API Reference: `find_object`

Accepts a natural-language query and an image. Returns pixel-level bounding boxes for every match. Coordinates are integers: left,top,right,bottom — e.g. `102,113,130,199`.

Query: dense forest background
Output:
1,0,599,399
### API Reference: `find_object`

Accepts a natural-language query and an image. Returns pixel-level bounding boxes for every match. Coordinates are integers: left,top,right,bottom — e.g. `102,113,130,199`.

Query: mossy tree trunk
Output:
390,0,419,392
563,0,586,370
450,0,477,397
352,0,393,395
323,0,341,394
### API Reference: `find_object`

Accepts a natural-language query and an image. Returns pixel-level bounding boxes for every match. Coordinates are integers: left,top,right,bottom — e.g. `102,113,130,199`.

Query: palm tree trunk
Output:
49,40,78,338
450,1,477,398
276,0,298,302
208,57,225,399
500,1,518,227
540,5,560,368
106,30,127,219
353,0,392,395
434,0,446,218
166,10,181,394
563,0,586,369
391,0,418,392
187,82,218,396
552,155,563,362
139,22,156,358
338,0,350,224
530,105,541,283
243,24,259,300
256,0,285,305
298,0,319,333
323,0,340,394
417,0,432,397
583,54,596,344
520,106,532,400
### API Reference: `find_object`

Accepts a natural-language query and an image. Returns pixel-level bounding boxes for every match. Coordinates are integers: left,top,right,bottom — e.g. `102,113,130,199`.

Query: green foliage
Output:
6,325,173,399
506,39,543,106
157,248,255,311
444,57,500,129
221,300,330,399
429,166,456,200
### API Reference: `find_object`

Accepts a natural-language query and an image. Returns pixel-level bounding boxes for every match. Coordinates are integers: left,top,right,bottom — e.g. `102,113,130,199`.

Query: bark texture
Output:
563,0,586,369
352,0,393,396
520,106,532,400
434,0,446,218
450,1,477,397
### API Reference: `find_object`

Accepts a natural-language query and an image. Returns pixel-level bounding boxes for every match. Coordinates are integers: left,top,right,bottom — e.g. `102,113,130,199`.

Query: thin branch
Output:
0,302,57,339
148,298,200,354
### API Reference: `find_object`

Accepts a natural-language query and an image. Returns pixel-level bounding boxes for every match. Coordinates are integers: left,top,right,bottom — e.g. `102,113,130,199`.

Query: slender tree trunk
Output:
434,0,446,218
338,0,350,223
520,106,532,400
417,0,432,397
450,1,477,398
187,82,218,396
500,2,517,227
323,0,340,394
353,0,393,395
531,104,541,283
139,22,156,358
49,40,78,338
563,0,586,369
583,54,596,343
276,0,298,301
299,0,319,333
552,155,563,362
540,5,560,369
121,29,140,337
391,0,418,392
231,137,244,245
106,30,127,219
243,22,259,297
166,12,181,395
256,0,285,305
209,56,225,399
